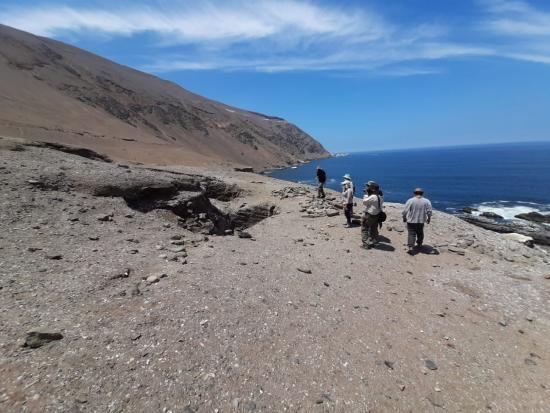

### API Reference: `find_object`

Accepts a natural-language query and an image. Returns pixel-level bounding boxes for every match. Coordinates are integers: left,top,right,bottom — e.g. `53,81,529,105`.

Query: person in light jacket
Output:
341,181,354,227
402,187,432,254
362,181,383,249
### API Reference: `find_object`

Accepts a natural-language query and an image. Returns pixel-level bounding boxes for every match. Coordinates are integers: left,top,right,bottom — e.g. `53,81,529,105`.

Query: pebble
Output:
96,213,113,222
146,275,160,284
425,359,438,370
297,267,312,274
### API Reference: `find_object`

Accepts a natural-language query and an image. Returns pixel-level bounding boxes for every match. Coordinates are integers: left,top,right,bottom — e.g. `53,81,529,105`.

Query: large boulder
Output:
515,212,550,224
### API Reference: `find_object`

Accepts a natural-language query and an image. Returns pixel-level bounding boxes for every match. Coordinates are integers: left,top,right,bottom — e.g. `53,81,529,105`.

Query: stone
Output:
88,236,100,241
480,211,503,219
96,213,113,222
515,212,550,224
448,247,465,255
297,267,312,274
146,275,160,284
127,284,141,296
238,231,252,239
384,360,394,370
326,210,340,217
45,254,62,260
501,233,535,247
425,359,438,370
234,166,254,173
169,246,186,253
23,331,63,348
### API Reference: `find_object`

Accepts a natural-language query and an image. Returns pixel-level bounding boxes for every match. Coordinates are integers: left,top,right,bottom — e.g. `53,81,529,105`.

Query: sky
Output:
1,0,550,152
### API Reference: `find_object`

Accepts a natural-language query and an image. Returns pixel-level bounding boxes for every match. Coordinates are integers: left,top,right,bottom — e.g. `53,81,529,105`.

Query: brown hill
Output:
0,24,329,169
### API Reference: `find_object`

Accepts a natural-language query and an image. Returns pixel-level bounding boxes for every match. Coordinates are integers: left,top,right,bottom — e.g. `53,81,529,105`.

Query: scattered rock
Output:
448,247,465,255
384,360,395,370
234,167,254,173
297,267,312,274
146,275,160,284
238,231,252,239
23,331,63,348
425,359,438,370
96,213,113,222
45,254,62,260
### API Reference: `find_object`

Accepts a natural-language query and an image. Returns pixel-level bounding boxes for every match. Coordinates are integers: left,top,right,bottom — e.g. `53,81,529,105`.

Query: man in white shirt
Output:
402,187,432,254
362,181,383,249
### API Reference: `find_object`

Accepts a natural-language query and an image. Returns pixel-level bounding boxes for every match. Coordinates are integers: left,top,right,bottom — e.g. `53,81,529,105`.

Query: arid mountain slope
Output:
0,24,329,169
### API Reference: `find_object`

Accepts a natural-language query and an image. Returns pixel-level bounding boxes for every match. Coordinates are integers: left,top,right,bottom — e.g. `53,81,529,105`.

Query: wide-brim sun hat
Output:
343,174,351,180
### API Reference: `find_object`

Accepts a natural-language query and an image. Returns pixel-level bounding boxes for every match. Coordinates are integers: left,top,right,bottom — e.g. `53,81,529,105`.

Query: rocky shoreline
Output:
1,136,549,412
459,209,550,246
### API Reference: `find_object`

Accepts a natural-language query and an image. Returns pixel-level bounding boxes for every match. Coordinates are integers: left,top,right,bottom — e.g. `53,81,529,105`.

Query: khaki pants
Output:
361,213,379,247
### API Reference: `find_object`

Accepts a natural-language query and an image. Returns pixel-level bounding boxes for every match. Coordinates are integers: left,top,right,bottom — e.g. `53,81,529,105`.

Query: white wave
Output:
472,202,550,221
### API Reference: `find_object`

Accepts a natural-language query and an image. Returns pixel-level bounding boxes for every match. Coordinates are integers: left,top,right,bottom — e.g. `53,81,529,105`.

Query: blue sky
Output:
1,0,550,152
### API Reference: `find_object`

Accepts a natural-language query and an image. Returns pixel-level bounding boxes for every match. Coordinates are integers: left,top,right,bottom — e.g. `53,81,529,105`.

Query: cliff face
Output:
0,24,330,169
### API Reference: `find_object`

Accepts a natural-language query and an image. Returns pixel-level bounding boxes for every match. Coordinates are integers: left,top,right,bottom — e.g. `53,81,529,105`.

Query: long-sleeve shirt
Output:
363,194,383,215
403,196,432,223
342,188,353,204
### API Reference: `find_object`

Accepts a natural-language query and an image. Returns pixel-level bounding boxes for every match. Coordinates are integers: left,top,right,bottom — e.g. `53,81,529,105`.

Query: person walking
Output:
402,188,432,254
316,166,326,198
341,180,354,227
361,181,383,249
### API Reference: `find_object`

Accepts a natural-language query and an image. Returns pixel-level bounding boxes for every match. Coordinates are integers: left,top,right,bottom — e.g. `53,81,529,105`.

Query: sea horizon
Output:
330,139,550,156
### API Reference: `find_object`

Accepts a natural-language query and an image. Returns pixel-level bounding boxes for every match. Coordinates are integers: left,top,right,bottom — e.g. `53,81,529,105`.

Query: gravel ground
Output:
1,138,549,412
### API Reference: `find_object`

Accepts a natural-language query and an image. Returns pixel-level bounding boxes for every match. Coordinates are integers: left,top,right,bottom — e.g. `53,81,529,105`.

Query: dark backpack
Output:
377,195,387,223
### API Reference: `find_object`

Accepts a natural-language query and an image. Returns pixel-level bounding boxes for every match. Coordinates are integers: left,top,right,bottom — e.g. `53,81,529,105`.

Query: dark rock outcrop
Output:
515,212,550,224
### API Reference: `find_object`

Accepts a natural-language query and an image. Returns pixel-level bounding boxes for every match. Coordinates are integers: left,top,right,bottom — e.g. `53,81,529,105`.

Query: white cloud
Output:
1,0,549,73
479,0,550,65
482,0,550,36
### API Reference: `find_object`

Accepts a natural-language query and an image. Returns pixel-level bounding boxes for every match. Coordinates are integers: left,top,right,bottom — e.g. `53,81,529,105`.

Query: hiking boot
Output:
407,246,415,255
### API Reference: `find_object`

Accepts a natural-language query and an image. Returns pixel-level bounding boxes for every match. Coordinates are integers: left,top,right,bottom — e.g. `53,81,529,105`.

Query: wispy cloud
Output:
1,0,548,74
479,0,550,64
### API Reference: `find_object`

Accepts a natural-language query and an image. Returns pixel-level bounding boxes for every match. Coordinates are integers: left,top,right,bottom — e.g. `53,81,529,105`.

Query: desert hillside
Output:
1,137,549,412
0,24,329,170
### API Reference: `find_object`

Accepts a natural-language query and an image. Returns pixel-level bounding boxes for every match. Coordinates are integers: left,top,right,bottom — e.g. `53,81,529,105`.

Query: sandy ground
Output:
1,138,549,412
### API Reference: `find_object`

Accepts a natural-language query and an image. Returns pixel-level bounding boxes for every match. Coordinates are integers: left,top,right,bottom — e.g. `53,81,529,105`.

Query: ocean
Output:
268,142,550,219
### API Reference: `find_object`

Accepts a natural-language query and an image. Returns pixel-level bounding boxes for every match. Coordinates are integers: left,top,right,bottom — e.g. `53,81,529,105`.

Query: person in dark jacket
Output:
316,166,326,198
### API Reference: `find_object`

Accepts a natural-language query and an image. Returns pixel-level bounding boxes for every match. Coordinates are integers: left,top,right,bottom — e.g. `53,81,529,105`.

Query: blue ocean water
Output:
268,142,550,218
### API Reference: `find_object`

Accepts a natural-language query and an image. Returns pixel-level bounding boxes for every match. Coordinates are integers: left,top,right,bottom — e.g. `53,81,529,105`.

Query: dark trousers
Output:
344,203,353,225
407,223,424,247
317,182,325,198
361,213,379,246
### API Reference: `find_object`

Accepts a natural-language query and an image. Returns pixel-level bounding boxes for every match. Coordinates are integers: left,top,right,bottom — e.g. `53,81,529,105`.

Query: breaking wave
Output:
472,201,550,221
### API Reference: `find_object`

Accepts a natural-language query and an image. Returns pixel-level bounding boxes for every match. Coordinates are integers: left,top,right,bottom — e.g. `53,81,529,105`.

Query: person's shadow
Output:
408,244,439,256
374,235,396,251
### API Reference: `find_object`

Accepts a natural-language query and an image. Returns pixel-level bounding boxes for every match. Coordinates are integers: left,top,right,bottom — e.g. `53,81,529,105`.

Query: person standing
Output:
361,181,383,249
342,173,355,196
402,188,432,254
341,181,354,227
316,166,326,198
